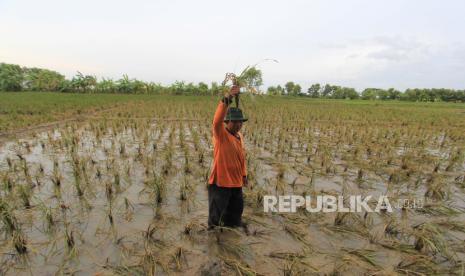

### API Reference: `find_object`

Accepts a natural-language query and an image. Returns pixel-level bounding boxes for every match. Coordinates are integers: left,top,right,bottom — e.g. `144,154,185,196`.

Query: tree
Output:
210,82,221,96
169,81,186,95
387,88,401,100
342,87,359,99
239,67,263,93
70,72,97,93
0,63,23,91
276,85,285,95
116,74,135,93
294,84,302,96
198,82,209,95
361,88,378,100
331,86,344,99
284,82,302,96
377,89,389,100
96,78,116,93
284,81,295,95
132,79,148,94
321,84,334,98
308,83,321,98
23,67,65,91
146,82,164,94
267,86,279,95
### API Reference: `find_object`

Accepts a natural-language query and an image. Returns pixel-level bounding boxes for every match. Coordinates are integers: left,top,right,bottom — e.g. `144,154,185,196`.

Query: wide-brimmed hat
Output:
224,107,248,122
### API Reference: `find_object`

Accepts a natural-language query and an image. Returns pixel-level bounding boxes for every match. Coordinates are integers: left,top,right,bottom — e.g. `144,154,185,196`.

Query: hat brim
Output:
224,118,248,122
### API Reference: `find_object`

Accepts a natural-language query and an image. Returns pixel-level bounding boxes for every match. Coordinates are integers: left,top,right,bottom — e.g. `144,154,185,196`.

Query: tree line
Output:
0,63,221,95
268,82,465,102
1,62,464,102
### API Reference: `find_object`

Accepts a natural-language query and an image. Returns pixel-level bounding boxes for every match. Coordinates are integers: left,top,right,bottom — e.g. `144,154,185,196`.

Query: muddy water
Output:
0,120,464,275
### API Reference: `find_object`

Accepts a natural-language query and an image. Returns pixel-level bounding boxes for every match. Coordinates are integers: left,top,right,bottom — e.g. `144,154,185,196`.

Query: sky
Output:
1,0,465,91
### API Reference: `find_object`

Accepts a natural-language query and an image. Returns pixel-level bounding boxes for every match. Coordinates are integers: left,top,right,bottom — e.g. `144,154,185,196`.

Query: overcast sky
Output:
1,0,465,90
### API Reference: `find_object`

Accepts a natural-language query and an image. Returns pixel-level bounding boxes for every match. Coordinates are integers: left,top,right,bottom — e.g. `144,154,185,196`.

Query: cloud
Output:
1,0,465,90
365,36,429,62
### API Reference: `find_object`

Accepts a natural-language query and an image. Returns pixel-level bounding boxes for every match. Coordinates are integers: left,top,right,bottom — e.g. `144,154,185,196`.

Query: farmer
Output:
208,85,248,229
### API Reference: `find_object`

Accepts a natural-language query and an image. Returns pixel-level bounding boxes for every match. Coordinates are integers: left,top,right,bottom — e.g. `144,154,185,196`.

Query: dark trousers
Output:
208,183,243,228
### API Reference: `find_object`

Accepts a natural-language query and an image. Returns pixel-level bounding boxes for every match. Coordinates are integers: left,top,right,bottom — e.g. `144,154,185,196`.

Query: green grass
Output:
1,92,465,133
0,92,199,132
0,92,133,132
1,91,465,274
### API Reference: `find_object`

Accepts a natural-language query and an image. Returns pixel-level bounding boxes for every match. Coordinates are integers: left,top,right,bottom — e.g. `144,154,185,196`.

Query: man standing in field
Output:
208,85,248,229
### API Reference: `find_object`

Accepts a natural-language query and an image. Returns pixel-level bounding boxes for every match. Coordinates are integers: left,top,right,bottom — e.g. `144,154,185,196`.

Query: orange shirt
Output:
208,101,247,188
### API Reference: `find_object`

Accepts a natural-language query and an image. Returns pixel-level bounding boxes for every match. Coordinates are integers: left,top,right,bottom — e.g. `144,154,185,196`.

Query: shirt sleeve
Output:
212,99,229,140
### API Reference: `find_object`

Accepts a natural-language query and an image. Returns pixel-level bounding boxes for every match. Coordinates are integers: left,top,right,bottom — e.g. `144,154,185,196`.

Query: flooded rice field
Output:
0,98,465,275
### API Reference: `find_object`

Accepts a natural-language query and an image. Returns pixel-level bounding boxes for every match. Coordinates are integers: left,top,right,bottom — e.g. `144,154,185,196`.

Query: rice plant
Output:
0,94,464,274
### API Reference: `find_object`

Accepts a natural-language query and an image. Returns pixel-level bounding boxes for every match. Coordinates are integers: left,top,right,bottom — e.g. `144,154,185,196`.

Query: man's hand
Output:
222,85,239,105
243,176,248,187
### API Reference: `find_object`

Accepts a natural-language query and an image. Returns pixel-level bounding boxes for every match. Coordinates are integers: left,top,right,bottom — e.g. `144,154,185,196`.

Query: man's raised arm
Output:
212,85,239,138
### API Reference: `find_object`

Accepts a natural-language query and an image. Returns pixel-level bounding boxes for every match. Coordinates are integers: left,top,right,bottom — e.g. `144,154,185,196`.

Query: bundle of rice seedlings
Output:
220,255,260,276
424,174,448,200
247,227,270,237
161,150,173,175
333,248,381,272
51,171,62,188
20,159,30,179
103,264,146,276
282,258,300,276
73,170,84,197
334,211,364,227
139,248,168,275
13,230,27,254
268,251,306,260
135,144,144,162
35,201,55,231
96,167,102,179
277,164,286,180
396,255,444,275
377,239,417,254
449,260,465,275
143,173,166,204
17,184,32,209
416,202,464,216
108,200,114,226
412,222,452,259
123,197,134,221
243,186,266,209
197,150,204,166
119,142,126,156
124,197,134,211
346,248,380,268
283,223,312,249
217,238,252,259
183,220,207,236
114,172,121,187
171,246,188,270
105,181,113,202
383,219,402,237
275,178,286,195
179,178,193,201
203,168,210,183
6,157,12,169
183,155,191,174
435,219,465,233
1,173,13,192
0,198,18,233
